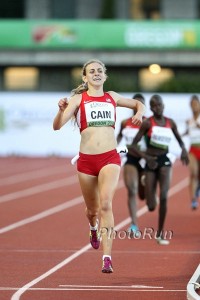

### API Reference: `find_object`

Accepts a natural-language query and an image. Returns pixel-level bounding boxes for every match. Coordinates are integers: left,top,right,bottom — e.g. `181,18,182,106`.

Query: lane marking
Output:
0,164,72,186
0,287,186,292
168,177,189,196
59,284,163,289
1,249,200,254
0,196,83,234
0,175,78,204
0,180,123,234
11,176,188,300
11,244,92,300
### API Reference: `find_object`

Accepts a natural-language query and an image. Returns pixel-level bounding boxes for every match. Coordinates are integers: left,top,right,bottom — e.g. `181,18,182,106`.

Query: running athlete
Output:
184,95,200,209
117,93,146,236
130,94,189,245
53,59,145,273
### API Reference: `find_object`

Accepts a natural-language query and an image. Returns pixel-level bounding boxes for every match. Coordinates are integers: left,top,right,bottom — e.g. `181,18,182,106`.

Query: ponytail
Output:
71,82,88,96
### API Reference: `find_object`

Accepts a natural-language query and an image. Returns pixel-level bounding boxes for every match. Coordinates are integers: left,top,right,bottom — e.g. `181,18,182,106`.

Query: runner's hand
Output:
180,148,189,165
131,112,143,126
58,98,68,112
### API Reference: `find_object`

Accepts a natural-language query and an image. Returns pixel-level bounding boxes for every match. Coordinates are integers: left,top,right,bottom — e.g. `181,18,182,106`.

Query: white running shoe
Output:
156,236,170,245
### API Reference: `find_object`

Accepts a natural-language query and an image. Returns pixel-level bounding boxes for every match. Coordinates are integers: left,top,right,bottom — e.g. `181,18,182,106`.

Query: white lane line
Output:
1,249,200,254
0,196,83,234
11,244,92,300
52,289,186,292
0,180,123,234
113,177,189,232
11,177,188,300
0,175,78,204
0,164,72,186
168,177,189,196
114,205,148,231
59,284,163,289
0,287,186,292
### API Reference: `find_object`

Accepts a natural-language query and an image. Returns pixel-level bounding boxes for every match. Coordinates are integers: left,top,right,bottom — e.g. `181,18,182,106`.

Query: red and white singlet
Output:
187,115,200,159
147,116,173,150
122,117,146,150
76,91,116,132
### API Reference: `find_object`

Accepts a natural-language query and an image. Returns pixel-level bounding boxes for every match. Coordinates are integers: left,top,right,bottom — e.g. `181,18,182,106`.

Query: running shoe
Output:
156,236,170,245
128,224,141,238
102,257,113,273
191,199,199,210
90,221,100,249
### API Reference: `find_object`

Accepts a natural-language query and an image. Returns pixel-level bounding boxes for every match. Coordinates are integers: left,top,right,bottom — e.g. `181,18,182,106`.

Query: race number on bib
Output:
85,102,115,127
150,126,173,149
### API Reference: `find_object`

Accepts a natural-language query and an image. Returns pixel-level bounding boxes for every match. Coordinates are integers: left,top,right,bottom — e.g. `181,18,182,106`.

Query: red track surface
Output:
0,157,199,300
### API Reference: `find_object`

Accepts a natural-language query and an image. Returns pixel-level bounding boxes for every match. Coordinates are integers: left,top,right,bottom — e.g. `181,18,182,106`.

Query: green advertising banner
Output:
0,20,200,49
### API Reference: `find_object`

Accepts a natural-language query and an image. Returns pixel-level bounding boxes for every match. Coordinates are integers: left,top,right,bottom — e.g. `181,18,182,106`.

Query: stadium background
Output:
0,0,200,156
0,2,200,300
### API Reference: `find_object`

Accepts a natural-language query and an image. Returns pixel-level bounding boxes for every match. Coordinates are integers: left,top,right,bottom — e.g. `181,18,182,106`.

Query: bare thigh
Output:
98,164,121,207
78,172,99,211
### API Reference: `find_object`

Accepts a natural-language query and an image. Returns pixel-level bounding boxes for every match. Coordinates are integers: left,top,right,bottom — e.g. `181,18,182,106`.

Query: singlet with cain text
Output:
76,91,116,133
147,116,173,150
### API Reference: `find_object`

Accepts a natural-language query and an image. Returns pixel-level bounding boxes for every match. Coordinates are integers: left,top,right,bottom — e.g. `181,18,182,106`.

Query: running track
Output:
0,157,199,300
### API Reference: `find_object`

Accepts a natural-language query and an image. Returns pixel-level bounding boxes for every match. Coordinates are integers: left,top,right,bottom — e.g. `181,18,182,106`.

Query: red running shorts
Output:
77,149,121,176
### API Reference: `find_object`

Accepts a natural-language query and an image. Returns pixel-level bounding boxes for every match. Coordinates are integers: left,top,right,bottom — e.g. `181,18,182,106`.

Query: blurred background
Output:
0,0,199,156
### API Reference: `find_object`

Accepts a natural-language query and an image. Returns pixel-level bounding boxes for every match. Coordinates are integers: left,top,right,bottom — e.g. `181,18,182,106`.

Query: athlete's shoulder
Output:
106,91,116,96
69,93,82,108
164,116,174,127
106,91,119,101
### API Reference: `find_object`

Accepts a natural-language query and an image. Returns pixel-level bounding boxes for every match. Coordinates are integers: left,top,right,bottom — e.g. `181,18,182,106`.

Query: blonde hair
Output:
71,59,107,96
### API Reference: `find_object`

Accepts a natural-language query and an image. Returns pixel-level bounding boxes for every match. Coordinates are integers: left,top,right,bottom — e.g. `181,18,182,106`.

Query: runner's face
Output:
150,99,164,116
83,63,106,87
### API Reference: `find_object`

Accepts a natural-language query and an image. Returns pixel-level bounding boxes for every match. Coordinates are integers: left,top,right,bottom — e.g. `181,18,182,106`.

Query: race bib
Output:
122,127,146,151
122,127,139,145
85,102,115,127
150,126,173,149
